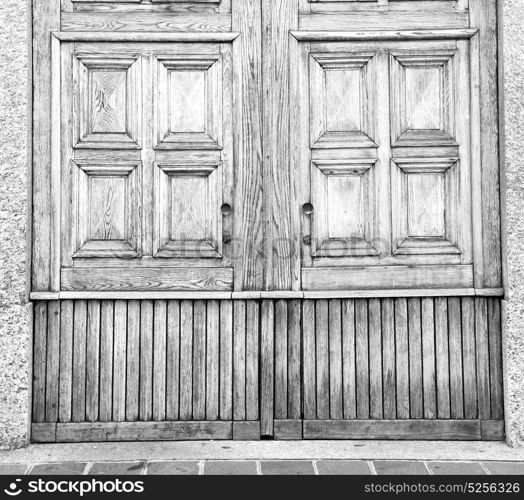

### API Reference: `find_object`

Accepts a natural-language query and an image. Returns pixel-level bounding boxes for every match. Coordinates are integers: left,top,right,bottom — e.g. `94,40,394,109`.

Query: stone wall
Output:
0,0,31,450
503,0,524,447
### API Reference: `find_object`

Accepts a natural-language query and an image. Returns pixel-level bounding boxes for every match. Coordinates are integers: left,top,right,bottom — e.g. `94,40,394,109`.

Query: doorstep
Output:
1,441,524,465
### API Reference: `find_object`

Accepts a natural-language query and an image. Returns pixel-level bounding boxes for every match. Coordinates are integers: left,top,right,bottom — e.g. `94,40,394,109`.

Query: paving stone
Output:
427,462,486,475
0,464,29,475
316,460,372,475
30,463,88,475
89,462,145,475
261,461,315,475
204,461,257,475
483,462,524,475
373,461,429,475
147,461,200,475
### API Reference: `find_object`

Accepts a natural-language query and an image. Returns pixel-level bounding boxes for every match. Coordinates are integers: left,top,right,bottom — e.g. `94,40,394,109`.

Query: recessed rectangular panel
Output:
405,67,441,131
89,177,126,240
325,70,361,133
327,175,363,240
155,163,221,258
407,173,445,238
169,71,206,134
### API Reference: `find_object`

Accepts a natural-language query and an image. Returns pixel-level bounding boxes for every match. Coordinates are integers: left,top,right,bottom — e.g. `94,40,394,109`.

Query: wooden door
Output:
31,0,504,442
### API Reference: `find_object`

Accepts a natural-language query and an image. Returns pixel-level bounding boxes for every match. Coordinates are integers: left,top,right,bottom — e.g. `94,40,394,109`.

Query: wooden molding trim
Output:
29,288,504,301
290,29,478,42
52,31,241,43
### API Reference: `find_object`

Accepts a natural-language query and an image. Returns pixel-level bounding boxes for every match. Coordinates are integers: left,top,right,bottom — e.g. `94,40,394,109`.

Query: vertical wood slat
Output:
153,300,167,422
46,301,60,423
86,301,101,423
408,299,423,419
219,300,233,420
275,300,288,420
435,297,451,419
261,300,275,437
475,297,491,419
395,298,410,419
246,301,259,421
233,300,246,421
139,300,153,421
72,300,87,423
382,299,396,420
59,300,74,423
33,302,47,423
316,300,330,419
355,300,369,420
448,298,465,419
342,299,356,420
369,298,383,420
126,300,140,422
179,300,193,420
488,299,504,420
206,300,220,421
287,300,301,420
462,298,478,419
113,300,127,422
303,300,316,420
166,300,180,421
192,301,206,420
421,298,437,420
329,300,343,420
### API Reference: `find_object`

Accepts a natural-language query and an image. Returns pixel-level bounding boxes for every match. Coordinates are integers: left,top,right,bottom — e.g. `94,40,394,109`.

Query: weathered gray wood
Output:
192,301,207,421
219,300,233,420
435,297,451,419
112,301,127,422
461,298,478,419
316,300,330,419
341,300,356,419
33,303,47,423
233,300,246,421
232,421,261,441
139,301,153,421
166,300,180,421
72,300,87,423
85,301,101,423
421,298,437,419
45,301,60,423
382,299,396,420
488,299,504,420
409,299,423,419
275,300,288,420
475,297,491,420
31,423,57,444
126,300,140,421
59,301,74,423
368,298,383,420
232,0,264,290
261,300,274,437
303,420,482,441
303,300,316,419
246,301,259,421
448,298,465,419
56,422,232,443
329,300,343,420
206,300,220,421
355,300,369,419
179,301,193,420
481,420,505,441
274,420,303,440
287,300,302,420
395,299,409,419
153,300,167,421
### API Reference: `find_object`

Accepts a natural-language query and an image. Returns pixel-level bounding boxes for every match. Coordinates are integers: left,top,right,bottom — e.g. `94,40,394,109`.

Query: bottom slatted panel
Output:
32,297,504,442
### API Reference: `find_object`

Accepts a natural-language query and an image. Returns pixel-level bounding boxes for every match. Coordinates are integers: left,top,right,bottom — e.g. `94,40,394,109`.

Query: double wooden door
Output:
31,0,504,442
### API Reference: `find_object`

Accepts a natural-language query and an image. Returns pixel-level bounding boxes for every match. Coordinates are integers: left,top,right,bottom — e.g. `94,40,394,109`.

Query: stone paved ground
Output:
0,460,523,475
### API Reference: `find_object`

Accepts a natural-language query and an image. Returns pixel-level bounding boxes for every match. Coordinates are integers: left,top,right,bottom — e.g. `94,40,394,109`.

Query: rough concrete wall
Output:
503,0,524,447
0,0,31,449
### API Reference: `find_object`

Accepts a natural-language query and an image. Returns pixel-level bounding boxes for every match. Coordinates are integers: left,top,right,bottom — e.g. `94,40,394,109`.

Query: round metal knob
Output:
302,203,314,215
221,203,233,216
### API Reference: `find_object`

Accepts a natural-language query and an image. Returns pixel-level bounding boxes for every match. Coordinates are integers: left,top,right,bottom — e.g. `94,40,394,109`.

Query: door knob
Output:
302,203,314,215
221,203,233,216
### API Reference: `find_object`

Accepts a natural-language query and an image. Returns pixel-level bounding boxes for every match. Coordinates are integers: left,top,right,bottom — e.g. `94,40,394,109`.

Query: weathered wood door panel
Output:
32,0,503,442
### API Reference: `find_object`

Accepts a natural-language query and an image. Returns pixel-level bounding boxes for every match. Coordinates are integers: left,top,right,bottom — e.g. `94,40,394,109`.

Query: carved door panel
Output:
60,41,235,292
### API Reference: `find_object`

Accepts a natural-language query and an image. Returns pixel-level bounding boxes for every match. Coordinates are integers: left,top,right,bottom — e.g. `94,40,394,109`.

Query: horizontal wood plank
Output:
291,29,477,42
274,420,303,440
31,423,57,443
61,268,233,292
232,421,261,441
